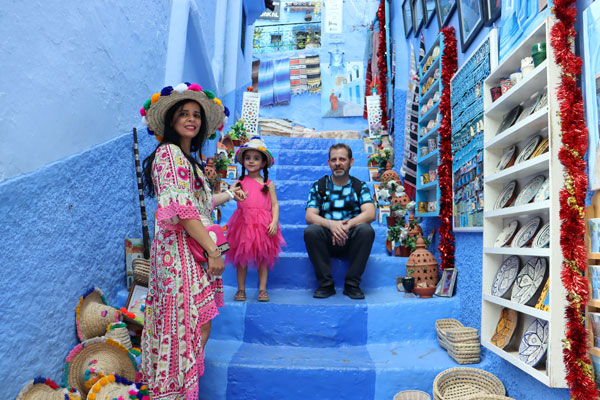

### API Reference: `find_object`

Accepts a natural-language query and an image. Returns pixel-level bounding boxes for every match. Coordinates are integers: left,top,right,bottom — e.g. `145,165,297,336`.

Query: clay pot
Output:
406,235,439,287
413,286,436,298
380,164,401,184
398,246,411,257
218,169,227,178
386,216,397,226
232,139,241,147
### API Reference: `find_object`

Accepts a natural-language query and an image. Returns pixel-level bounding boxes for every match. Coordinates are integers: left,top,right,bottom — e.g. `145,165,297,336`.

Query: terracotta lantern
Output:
406,235,439,287
380,166,401,185
406,212,423,239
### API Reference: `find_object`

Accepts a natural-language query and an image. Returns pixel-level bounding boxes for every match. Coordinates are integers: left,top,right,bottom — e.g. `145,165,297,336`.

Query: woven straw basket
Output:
393,390,431,400
132,258,150,286
433,367,505,400
435,319,481,364
464,395,515,400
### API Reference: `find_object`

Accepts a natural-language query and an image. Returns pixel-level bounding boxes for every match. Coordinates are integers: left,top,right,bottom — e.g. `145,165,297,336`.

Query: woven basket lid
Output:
62,337,138,396
76,287,120,341
15,377,81,400
105,323,132,350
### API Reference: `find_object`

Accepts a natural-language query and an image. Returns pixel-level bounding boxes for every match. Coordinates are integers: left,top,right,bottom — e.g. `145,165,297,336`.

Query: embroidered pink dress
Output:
141,144,224,400
225,178,285,269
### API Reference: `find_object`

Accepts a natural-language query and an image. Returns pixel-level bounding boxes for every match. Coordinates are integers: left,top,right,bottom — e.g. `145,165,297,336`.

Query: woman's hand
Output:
267,221,278,237
207,253,225,275
232,186,247,202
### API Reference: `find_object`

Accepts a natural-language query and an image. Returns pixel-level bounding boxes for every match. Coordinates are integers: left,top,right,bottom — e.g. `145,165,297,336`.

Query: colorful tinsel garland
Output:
438,27,457,270
376,0,389,129
550,2,599,398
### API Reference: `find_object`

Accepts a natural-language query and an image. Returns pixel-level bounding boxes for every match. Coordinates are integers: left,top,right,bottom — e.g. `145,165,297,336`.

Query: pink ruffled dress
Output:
225,177,285,269
141,144,223,400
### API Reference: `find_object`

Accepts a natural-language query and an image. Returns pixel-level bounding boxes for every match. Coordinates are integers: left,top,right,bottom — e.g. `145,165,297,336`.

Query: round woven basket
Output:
464,395,515,400
393,390,432,400
132,258,150,286
433,367,505,400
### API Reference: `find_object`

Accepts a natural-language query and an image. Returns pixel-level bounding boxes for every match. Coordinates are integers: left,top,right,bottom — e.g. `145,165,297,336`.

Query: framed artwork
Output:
423,0,437,28
457,0,484,52
364,138,375,154
484,0,501,25
379,205,391,224
226,165,238,179
534,278,549,311
369,167,379,182
435,0,456,28
321,61,365,117
125,238,144,289
126,283,148,310
583,4,600,191
437,268,457,297
413,0,425,36
403,0,414,38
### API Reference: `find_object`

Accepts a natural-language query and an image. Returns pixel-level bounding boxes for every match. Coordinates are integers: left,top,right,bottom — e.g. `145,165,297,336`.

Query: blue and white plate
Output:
511,257,547,305
491,255,520,298
518,318,549,367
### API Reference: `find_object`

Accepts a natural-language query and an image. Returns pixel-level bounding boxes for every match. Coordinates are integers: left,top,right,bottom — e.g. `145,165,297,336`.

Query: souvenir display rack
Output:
480,17,567,388
416,32,444,217
585,192,600,383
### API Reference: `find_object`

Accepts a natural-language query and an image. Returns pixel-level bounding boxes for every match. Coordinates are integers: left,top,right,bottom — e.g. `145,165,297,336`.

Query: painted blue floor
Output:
198,136,483,399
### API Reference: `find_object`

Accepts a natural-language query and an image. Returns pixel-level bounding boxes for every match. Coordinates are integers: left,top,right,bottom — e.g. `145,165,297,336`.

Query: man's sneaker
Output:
343,285,365,299
313,286,336,298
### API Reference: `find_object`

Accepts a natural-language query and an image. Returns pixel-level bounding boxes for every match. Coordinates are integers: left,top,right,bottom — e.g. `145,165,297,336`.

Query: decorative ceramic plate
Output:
511,257,547,305
494,220,519,247
534,179,550,202
494,181,517,210
515,135,541,164
514,175,546,206
533,92,548,113
496,105,523,135
491,255,521,297
532,222,550,248
531,136,549,158
511,216,542,248
518,318,549,367
490,308,519,349
495,145,517,172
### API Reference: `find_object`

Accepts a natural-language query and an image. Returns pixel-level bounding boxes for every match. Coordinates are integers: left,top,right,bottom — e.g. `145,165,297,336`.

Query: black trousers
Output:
303,223,375,288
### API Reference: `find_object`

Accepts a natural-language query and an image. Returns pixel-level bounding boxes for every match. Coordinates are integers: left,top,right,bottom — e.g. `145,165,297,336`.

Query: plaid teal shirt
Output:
306,176,373,220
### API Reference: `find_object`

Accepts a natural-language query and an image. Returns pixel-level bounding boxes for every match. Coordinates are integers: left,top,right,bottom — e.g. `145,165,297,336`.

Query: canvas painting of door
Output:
321,61,365,117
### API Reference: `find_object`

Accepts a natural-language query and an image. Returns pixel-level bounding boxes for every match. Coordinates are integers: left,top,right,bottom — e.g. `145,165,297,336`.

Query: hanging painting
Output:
457,0,484,52
584,3,600,191
321,61,365,117
403,0,414,37
423,0,437,27
498,0,547,60
484,0,501,25
413,0,425,36
435,0,456,27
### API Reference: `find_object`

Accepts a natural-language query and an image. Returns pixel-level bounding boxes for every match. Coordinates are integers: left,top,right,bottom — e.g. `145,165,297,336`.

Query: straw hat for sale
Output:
235,136,274,167
85,374,149,400
76,287,120,341
62,337,138,396
104,322,132,350
140,82,228,140
15,377,81,400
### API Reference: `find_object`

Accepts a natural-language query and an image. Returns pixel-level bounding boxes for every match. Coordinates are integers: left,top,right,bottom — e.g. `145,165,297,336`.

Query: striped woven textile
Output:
402,40,419,199
258,59,274,106
273,58,291,104
305,55,321,93
252,60,260,92
290,56,308,95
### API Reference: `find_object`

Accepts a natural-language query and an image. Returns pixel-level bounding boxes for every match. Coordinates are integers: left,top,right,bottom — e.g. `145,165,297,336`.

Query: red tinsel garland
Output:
438,27,457,270
551,2,599,398
376,0,389,129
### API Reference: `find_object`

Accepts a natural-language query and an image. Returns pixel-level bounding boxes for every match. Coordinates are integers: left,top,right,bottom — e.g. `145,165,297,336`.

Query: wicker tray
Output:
393,390,431,400
132,258,150,286
463,395,515,400
433,368,505,400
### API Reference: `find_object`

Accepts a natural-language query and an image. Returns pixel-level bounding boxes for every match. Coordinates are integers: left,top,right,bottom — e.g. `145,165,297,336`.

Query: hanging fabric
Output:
402,40,420,199
258,59,274,106
273,58,291,104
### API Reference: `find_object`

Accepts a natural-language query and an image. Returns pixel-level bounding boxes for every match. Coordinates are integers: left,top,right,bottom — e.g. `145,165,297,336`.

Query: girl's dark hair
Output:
238,151,270,193
142,99,208,197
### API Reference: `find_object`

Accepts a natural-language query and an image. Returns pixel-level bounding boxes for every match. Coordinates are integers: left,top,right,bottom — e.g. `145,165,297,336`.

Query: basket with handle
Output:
132,258,150,286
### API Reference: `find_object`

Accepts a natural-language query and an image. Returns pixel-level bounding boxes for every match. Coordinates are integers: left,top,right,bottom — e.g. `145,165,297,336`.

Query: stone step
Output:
262,136,367,152
210,286,460,346
221,252,408,290
198,337,492,400
268,165,371,182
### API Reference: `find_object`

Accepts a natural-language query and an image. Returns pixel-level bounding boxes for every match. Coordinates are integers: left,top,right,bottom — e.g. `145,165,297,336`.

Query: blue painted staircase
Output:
198,136,490,399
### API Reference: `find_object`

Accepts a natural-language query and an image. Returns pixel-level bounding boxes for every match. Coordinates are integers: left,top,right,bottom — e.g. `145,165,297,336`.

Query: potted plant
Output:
226,120,248,146
368,148,393,170
214,153,230,178
386,223,407,257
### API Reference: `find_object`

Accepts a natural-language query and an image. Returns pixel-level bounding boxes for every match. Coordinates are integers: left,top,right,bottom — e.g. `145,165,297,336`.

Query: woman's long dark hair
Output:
238,151,270,193
142,99,208,197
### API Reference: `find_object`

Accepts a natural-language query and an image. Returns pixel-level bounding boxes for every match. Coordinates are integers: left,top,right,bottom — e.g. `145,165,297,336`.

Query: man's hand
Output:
329,219,350,246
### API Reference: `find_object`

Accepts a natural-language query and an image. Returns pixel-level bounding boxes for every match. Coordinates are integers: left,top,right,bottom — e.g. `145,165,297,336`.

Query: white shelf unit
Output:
481,17,567,388
416,33,443,217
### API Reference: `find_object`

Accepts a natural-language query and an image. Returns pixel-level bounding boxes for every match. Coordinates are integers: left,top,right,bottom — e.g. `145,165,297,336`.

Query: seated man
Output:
304,143,376,299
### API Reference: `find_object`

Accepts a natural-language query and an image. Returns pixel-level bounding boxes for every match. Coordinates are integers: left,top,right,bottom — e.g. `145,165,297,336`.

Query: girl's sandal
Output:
258,290,270,302
234,289,246,302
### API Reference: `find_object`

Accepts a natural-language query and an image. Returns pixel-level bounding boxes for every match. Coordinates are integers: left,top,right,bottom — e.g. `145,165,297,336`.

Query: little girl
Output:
226,136,285,302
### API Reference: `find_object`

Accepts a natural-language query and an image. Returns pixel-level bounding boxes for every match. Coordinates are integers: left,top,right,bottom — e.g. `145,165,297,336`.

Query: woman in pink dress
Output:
139,83,244,399
226,136,286,302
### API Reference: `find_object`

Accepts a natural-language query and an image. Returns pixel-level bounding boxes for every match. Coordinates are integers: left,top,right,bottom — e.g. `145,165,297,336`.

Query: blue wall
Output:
0,0,170,181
